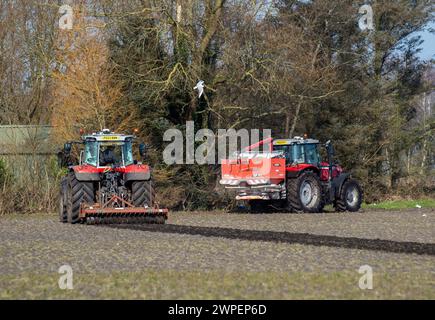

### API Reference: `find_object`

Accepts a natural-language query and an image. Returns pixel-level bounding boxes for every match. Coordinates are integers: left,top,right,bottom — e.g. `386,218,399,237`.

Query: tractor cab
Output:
271,136,341,182
60,129,147,168
81,130,136,167
272,137,321,166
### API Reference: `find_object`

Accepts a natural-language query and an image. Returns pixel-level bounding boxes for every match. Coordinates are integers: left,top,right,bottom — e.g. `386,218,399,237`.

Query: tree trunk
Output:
289,98,303,137
188,0,225,120
285,111,290,136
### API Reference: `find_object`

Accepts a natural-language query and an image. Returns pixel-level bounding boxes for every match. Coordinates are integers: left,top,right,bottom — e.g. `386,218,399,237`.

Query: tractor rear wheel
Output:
287,172,323,213
334,179,362,212
59,177,68,223
132,180,155,207
67,173,94,224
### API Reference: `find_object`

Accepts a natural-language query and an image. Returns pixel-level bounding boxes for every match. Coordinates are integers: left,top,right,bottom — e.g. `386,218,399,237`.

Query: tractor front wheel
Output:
287,172,323,213
334,179,363,212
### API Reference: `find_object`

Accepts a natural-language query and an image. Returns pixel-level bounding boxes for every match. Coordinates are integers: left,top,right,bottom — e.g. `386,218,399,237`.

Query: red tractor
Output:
58,129,168,224
220,136,363,213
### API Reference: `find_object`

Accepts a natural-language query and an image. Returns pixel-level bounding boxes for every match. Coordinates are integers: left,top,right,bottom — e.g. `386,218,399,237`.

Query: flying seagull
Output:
194,80,205,98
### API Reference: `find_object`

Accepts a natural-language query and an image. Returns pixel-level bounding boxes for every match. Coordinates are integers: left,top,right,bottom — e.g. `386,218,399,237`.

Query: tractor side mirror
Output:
79,150,84,165
325,140,335,157
58,142,74,167
139,143,147,158
325,140,335,169
57,151,66,168
64,142,72,155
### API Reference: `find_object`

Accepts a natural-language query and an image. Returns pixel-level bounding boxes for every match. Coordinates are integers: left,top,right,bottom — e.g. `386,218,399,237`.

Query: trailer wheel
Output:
334,179,362,212
287,171,323,213
132,180,155,207
67,173,94,224
59,177,68,223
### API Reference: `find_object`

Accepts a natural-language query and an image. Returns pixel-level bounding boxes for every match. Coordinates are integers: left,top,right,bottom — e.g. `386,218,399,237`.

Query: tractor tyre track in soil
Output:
102,223,435,256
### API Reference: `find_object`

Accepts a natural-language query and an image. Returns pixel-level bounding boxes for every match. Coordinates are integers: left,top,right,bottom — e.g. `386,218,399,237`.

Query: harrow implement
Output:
80,195,168,224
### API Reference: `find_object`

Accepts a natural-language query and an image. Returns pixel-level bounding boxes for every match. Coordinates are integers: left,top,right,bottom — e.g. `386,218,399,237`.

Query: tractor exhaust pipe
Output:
325,140,335,202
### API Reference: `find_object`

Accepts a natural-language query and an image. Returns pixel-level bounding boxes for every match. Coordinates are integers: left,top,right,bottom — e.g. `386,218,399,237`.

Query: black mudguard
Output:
72,171,100,182
331,173,350,199
124,171,151,183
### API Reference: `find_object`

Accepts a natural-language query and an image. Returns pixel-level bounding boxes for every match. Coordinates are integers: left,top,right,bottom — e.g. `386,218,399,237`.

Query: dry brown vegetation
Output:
50,5,123,144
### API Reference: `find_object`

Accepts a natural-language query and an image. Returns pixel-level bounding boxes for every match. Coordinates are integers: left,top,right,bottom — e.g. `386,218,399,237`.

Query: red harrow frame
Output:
80,194,168,224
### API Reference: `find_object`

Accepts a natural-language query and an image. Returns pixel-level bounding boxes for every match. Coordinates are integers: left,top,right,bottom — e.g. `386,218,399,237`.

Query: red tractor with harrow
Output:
58,129,168,224
220,136,363,213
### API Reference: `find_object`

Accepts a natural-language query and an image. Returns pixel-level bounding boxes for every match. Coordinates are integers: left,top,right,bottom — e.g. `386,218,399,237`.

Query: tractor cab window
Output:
292,145,305,164
122,140,134,166
83,141,98,166
99,143,123,166
273,145,294,164
304,143,320,164
273,143,320,165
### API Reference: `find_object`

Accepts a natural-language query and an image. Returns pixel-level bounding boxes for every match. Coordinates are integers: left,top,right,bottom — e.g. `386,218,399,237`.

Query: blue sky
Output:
417,21,435,60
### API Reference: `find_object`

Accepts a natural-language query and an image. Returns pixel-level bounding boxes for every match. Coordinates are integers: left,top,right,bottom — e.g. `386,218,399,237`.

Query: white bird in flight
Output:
194,80,205,98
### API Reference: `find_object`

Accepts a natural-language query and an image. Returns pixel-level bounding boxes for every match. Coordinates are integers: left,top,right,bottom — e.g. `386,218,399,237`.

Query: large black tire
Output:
59,177,68,223
334,179,363,212
287,171,323,213
67,173,94,224
132,180,155,207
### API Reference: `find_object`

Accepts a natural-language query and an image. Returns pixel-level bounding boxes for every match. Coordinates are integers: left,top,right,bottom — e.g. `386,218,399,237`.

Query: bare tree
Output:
50,4,123,143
